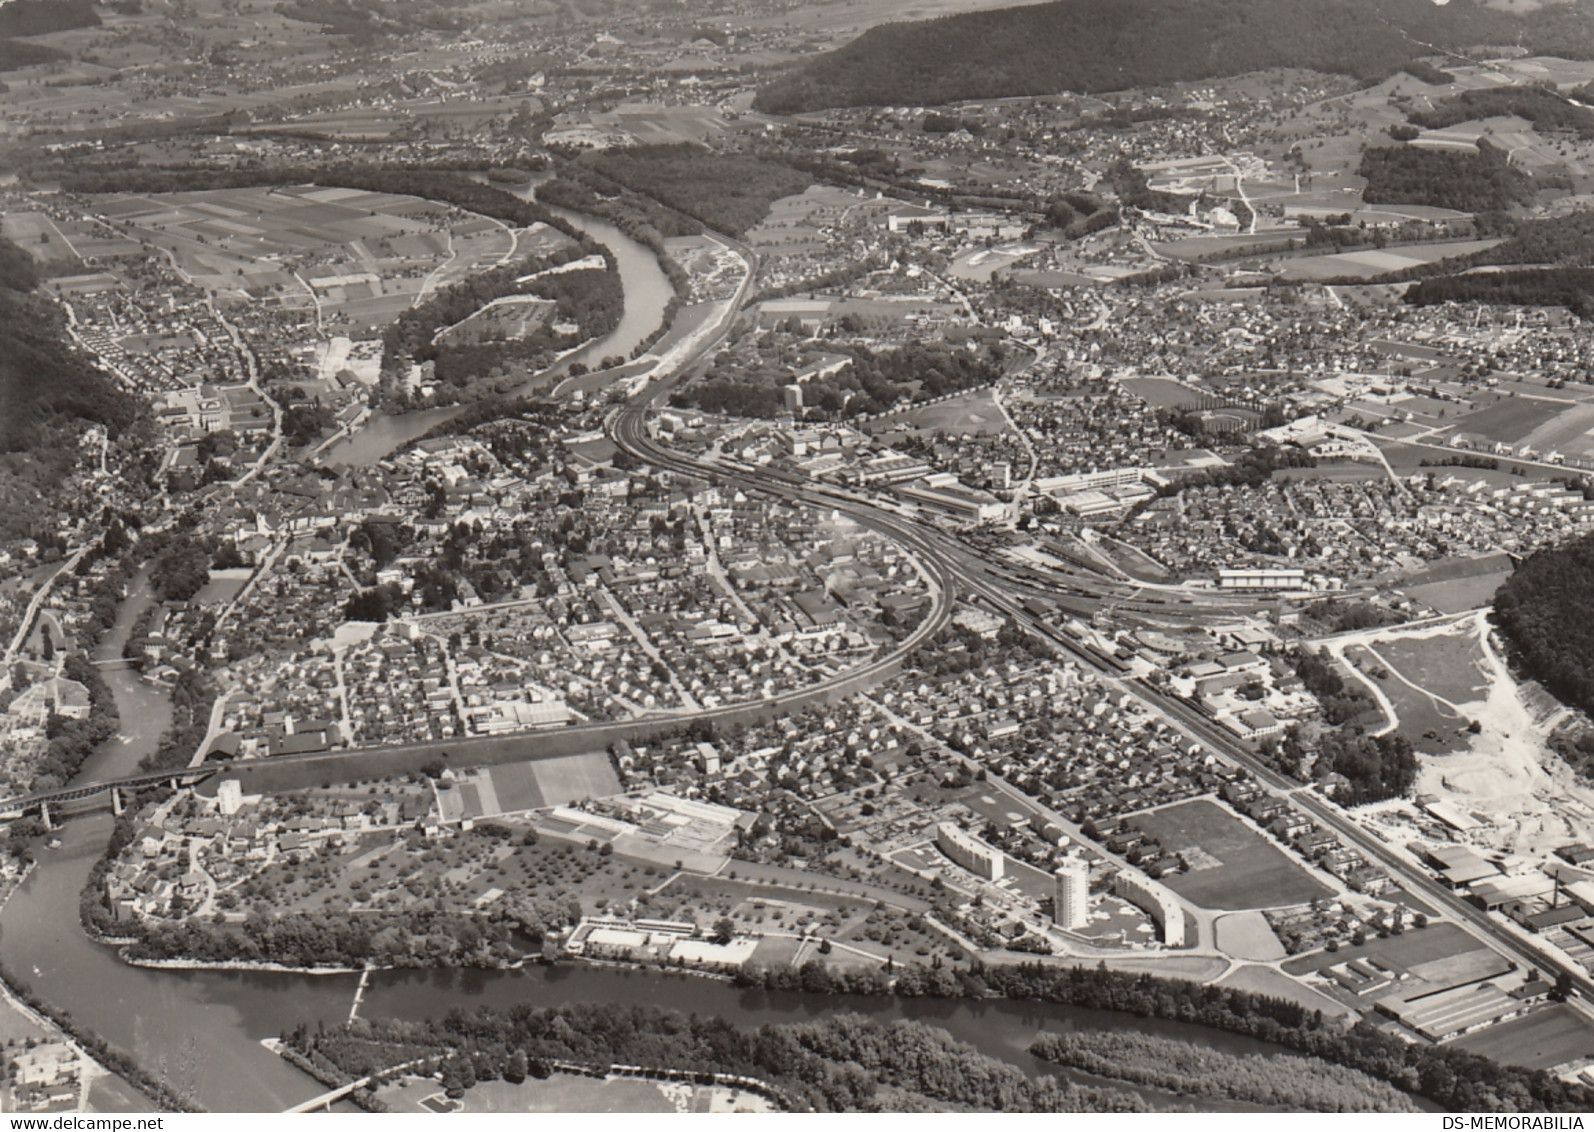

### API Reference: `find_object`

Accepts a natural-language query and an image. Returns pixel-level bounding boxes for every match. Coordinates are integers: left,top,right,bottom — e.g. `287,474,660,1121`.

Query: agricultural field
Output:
1450,396,1568,447
1514,400,1594,460
88,186,564,333
1451,1005,1594,1071
1272,238,1504,281
1399,553,1516,614
591,102,731,147
1131,800,1331,910
744,184,866,255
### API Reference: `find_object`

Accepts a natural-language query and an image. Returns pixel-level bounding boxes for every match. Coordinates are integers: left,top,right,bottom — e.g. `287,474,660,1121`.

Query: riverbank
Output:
119,957,367,975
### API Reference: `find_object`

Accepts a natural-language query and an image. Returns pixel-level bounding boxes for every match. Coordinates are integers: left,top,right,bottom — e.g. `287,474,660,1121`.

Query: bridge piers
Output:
110,787,122,817
37,802,51,831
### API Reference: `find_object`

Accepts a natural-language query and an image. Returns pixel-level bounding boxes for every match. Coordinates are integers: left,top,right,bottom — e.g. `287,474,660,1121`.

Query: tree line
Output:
1029,1029,1420,1111
291,1003,1150,1113
1408,86,1594,139
1404,267,1594,321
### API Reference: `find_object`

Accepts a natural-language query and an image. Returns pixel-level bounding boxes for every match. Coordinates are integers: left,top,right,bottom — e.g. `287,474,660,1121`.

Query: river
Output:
0,570,1324,1113
0,216,1376,1115
319,187,675,468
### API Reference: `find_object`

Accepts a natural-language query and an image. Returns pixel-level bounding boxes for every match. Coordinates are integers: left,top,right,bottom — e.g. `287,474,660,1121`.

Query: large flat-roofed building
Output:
936,821,1004,881
1055,857,1090,930
1375,982,1524,1042
1217,568,1309,591
895,474,1010,525
1112,869,1185,945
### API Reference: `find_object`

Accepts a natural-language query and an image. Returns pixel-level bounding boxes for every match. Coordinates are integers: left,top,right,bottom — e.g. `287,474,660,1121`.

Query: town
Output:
7,0,1594,1115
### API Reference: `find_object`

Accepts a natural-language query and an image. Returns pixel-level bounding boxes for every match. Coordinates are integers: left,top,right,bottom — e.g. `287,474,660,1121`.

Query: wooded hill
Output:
754,0,1594,113
1494,532,1594,719
0,236,144,544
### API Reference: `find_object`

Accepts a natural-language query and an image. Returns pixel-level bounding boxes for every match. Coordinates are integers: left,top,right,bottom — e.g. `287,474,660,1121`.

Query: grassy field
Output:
381,1073,687,1113
1452,397,1567,446
1343,644,1472,754
1132,800,1331,911
1273,239,1503,281
1451,1005,1594,1070
1212,911,1287,961
1117,376,1202,409
1216,963,1352,1016
1371,626,1490,706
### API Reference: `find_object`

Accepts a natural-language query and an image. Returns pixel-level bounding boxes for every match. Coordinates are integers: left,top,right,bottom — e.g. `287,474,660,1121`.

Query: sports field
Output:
457,753,622,819
866,388,1007,436
1117,376,1202,409
1132,800,1331,910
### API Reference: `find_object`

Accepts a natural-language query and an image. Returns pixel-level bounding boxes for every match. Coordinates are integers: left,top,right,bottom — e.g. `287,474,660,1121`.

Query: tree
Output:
712,917,736,945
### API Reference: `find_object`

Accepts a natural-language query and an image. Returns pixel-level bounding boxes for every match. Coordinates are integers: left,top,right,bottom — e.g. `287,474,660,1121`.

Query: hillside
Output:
0,0,97,72
754,0,1594,113
0,236,144,542
1494,532,1594,719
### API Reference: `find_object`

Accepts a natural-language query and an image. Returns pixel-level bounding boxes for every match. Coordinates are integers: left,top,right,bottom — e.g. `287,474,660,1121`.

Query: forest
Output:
1404,267,1594,320
272,960,1594,1114
291,1004,1149,1113
1358,142,1535,213
752,0,1594,113
0,237,145,545
573,145,814,239
380,245,621,397
1474,210,1594,266
1494,532,1594,721
1028,1030,1420,1111
1407,87,1594,138
1400,60,1452,85
0,0,99,37
674,340,1000,420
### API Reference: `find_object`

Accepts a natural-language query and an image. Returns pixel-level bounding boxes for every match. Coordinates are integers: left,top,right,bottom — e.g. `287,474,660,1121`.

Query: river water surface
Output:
319,187,674,468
